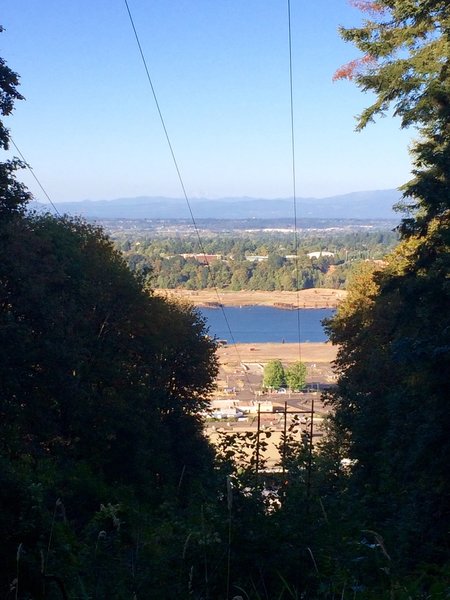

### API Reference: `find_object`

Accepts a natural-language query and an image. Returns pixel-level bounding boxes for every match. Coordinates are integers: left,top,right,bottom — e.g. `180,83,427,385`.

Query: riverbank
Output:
218,342,338,365
155,288,347,309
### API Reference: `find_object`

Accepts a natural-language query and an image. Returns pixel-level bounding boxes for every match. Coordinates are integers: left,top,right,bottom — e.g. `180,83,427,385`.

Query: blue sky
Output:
2,1,415,203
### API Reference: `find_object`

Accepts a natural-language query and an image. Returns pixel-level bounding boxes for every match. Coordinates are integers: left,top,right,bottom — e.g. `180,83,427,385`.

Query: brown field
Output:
216,342,338,394
217,342,338,365
155,287,347,309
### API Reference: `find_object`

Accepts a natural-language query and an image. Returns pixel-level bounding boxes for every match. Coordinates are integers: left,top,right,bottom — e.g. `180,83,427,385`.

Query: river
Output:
198,306,334,343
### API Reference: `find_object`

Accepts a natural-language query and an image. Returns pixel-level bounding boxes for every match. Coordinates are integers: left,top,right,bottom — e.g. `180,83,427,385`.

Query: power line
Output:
287,0,303,363
10,138,61,217
123,0,254,392
287,0,314,498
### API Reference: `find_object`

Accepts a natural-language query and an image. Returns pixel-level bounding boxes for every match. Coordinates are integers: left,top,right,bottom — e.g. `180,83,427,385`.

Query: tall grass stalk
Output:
361,529,391,561
177,464,186,494
180,530,194,594
307,546,319,574
15,543,23,600
45,499,61,571
226,475,233,600
318,496,329,524
234,574,300,600
277,572,301,599
201,504,210,599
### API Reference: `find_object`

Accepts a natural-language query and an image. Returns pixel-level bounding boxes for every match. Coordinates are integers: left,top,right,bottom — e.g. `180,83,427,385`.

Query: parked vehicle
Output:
211,408,244,419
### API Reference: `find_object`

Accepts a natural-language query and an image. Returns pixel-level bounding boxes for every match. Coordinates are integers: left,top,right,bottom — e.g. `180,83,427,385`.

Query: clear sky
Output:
2,0,416,203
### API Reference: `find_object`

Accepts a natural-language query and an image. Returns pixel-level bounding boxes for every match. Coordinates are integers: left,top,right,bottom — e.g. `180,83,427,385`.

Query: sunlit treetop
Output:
349,1,386,14
335,0,450,237
335,0,450,130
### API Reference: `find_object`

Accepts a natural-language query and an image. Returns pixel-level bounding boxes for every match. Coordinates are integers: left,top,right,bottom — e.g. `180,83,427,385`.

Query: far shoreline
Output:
154,288,347,310
154,287,347,309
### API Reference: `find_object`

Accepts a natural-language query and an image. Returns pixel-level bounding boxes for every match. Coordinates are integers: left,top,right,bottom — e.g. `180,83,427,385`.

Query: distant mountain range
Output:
37,189,402,220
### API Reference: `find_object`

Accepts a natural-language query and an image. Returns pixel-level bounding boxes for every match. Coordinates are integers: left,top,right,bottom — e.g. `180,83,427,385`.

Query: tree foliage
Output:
285,361,307,391
0,213,219,595
326,0,450,573
263,359,286,389
0,27,31,217
325,227,450,567
116,230,397,292
335,0,450,237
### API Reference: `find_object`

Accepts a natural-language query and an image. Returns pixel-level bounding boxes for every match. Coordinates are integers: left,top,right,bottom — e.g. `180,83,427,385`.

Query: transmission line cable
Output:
10,138,61,217
287,1,316,499
287,0,303,363
123,0,254,392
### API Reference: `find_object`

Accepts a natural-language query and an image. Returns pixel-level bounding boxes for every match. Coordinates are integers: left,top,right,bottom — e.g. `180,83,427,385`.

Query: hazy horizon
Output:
3,1,415,205
36,187,400,204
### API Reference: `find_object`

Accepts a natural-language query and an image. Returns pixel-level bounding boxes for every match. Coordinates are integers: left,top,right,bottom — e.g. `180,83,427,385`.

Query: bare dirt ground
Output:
155,288,347,309
215,342,338,400
218,342,338,365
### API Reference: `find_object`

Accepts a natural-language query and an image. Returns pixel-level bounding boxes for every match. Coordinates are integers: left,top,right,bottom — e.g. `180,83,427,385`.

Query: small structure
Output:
245,255,268,262
179,253,222,265
238,400,273,414
207,398,243,419
307,251,335,259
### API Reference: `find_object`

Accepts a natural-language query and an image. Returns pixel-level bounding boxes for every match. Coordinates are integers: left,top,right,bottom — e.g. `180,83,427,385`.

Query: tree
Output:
0,27,31,217
285,361,307,391
325,235,450,567
325,0,450,572
334,0,450,238
263,359,285,389
267,252,286,270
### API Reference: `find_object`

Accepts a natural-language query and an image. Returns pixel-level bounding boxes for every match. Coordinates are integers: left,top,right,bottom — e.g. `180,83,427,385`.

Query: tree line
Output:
114,230,398,291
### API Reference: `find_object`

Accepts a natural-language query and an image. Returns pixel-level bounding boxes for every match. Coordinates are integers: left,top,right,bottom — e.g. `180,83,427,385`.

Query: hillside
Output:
37,189,402,220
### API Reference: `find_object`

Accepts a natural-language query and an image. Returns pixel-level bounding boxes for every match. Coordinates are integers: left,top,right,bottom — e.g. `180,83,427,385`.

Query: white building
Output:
307,251,335,259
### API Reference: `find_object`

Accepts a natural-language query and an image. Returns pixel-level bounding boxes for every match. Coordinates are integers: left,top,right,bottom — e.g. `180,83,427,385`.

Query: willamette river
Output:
198,306,334,344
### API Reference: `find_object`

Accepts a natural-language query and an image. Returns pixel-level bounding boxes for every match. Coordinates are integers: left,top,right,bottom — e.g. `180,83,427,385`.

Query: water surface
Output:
198,306,333,344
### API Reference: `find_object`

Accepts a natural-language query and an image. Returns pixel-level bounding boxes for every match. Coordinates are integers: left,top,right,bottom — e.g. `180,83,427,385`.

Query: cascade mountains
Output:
37,189,402,220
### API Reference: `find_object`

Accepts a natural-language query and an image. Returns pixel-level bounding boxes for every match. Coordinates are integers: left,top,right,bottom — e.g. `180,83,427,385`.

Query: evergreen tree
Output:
334,0,450,237
327,0,450,572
